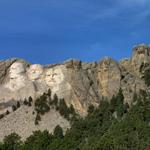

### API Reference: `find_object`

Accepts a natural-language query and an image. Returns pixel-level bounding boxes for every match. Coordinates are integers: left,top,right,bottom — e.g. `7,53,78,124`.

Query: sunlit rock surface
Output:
0,45,150,140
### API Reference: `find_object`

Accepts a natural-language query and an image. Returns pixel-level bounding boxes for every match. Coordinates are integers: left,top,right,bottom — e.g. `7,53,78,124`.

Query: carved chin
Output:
5,76,26,91
28,74,41,80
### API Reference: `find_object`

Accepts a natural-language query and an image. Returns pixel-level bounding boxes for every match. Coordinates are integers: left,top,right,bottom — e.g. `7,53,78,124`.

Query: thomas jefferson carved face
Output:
27,64,43,81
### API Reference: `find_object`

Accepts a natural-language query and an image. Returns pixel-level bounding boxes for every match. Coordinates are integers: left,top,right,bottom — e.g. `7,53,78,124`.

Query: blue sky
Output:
0,0,150,64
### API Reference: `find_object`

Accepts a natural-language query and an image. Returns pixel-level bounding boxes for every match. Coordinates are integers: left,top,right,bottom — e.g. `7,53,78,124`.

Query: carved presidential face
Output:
10,62,25,79
27,64,43,81
5,62,26,91
45,67,64,86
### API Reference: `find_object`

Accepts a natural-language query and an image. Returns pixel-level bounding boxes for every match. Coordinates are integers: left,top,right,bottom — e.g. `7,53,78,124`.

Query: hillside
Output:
0,86,150,150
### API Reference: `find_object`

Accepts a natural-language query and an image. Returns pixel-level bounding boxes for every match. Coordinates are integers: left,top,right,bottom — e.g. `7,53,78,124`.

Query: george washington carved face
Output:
10,62,25,79
6,62,26,91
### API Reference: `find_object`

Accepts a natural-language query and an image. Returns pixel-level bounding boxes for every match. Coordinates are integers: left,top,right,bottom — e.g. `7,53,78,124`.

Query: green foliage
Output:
34,93,50,125
28,96,33,105
23,99,28,105
69,104,76,115
12,105,17,112
50,95,76,120
144,69,150,86
2,133,22,150
35,114,41,125
1,90,150,150
16,101,20,108
53,94,58,105
87,104,94,114
116,88,124,105
34,90,76,125
23,97,32,107
53,125,64,139
35,95,50,115
49,93,58,107
110,88,126,118
0,142,3,150
47,89,52,97
5,110,10,115
58,99,69,119
0,114,4,119
133,92,138,102
23,130,52,150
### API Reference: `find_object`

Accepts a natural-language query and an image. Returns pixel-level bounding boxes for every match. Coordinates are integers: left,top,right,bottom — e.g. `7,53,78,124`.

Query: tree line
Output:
0,88,150,150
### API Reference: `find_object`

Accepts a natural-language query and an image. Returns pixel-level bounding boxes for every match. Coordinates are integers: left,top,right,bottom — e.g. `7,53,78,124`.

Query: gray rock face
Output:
0,106,70,141
0,44,150,140
131,45,150,76
0,45,150,113
96,58,121,99
0,59,101,116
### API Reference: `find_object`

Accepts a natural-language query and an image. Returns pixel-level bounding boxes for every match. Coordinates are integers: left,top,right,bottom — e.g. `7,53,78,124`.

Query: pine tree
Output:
69,104,75,115
53,94,58,106
3,133,22,150
47,89,52,97
28,96,33,103
12,105,17,111
53,125,64,139
88,105,95,114
59,99,69,119
17,101,20,108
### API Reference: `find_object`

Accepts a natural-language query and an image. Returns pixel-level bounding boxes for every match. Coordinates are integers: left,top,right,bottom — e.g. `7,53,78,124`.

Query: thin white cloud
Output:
86,0,150,27
119,0,149,7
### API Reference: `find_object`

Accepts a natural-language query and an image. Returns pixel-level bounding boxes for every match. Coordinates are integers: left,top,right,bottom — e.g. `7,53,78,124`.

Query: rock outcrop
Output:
131,45,150,76
0,45,150,112
96,58,121,99
0,44,150,140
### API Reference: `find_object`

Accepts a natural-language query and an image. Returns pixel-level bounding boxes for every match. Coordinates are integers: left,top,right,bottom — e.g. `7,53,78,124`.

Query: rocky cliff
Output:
0,44,150,140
